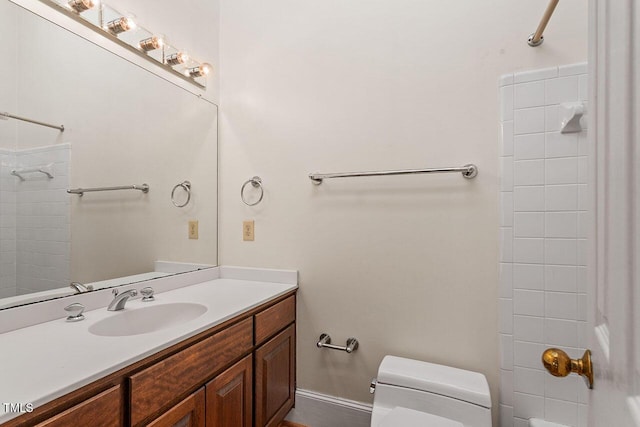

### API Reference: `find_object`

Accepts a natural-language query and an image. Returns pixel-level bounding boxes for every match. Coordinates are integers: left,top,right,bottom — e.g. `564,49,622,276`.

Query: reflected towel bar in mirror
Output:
309,164,478,185
67,184,150,196
11,165,54,181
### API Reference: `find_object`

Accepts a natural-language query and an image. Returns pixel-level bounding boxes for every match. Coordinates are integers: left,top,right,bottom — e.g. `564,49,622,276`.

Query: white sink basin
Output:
89,303,208,337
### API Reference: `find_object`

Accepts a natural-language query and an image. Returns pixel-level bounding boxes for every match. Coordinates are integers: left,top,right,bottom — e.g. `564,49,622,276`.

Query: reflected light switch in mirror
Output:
189,221,199,239
243,221,255,241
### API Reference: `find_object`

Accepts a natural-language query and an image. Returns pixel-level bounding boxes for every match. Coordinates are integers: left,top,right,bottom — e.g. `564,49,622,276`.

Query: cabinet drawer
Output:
35,385,122,427
254,296,295,345
130,318,253,426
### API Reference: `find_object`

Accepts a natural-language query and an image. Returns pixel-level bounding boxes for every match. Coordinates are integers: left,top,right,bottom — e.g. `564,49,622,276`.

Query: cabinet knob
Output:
542,348,594,389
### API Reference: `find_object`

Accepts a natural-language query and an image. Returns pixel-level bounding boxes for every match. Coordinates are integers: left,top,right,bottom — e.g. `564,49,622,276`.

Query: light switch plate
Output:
243,220,254,241
189,220,199,239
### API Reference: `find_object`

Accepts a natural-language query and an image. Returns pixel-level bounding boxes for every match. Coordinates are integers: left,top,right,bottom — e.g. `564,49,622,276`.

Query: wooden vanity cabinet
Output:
205,355,253,427
130,318,254,426
33,385,122,427
148,354,254,427
146,388,205,427
2,292,296,427
255,324,296,427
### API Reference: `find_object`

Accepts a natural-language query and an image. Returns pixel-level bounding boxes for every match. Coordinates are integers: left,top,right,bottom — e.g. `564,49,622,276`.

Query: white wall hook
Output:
560,101,586,134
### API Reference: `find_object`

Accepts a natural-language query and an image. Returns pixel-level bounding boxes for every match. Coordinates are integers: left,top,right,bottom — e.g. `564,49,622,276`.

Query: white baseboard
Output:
285,389,372,427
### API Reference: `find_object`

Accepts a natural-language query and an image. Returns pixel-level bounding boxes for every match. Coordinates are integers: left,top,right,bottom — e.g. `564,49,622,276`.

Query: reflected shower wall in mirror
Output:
0,0,218,309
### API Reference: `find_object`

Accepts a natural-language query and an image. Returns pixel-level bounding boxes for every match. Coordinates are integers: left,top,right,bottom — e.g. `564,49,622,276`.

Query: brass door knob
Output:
542,348,594,389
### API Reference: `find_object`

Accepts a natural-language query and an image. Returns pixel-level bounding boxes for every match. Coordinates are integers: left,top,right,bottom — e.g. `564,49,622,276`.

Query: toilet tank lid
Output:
377,356,491,409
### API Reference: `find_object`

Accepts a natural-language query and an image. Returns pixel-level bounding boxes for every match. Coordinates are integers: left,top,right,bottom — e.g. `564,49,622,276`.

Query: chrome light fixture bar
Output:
39,0,213,89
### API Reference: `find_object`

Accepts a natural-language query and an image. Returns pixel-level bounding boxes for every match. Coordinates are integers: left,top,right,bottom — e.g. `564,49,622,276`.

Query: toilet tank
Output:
371,356,492,427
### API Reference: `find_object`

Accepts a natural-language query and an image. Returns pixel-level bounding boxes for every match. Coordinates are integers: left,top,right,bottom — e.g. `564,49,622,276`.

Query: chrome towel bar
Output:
0,111,64,132
316,333,359,353
67,184,150,196
309,164,478,185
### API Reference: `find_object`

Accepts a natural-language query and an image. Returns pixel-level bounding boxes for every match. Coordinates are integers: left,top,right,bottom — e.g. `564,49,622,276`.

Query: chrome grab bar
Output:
309,164,478,185
316,333,359,353
67,184,150,196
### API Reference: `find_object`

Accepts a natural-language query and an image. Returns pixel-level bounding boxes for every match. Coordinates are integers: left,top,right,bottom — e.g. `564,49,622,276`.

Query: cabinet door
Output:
205,355,253,427
254,324,295,427
146,388,205,427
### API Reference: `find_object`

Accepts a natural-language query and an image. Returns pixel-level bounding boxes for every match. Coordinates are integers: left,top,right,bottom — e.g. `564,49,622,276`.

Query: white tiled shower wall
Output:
0,145,70,297
0,150,17,299
499,63,588,427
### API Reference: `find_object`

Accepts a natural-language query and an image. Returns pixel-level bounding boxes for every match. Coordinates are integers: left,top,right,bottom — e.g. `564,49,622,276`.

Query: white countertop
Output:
0,273,297,423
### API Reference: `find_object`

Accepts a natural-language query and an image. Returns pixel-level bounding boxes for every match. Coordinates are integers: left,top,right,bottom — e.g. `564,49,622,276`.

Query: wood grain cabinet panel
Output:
147,388,205,427
254,324,295,427
205,355,253,427
254,296,295,345
130,318,253,426
34,385,122,427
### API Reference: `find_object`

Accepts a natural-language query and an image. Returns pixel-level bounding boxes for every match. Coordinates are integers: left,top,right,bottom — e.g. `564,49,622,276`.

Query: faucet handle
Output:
64,303,85,322
141,287,155,302
70,282,93,293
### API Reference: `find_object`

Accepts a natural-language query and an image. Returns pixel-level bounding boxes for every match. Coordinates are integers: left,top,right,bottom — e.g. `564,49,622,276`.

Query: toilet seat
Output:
378,407,464,427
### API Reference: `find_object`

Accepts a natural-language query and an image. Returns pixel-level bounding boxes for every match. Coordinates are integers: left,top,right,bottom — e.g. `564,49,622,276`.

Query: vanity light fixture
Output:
139,36,163,52
166,52,189,66
42,0,214,87
185,63,212,78
105,16,136,35
67,0,98,13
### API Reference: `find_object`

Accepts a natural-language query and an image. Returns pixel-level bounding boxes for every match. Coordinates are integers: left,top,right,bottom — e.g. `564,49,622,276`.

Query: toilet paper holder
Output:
316,333,359,353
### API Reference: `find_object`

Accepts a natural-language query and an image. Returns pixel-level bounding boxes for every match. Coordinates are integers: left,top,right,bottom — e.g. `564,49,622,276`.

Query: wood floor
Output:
278,421,309,427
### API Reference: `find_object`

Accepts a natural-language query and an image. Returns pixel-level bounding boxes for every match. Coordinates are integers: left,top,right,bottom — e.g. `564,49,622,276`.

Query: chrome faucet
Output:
107,289,138,311
70,282,93,294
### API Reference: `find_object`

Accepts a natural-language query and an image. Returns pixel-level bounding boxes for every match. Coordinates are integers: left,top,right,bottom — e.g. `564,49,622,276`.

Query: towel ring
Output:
171,181,191,208
241,176,264,206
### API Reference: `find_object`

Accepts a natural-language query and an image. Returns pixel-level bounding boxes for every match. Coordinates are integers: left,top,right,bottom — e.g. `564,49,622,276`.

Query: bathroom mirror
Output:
0,0,218,310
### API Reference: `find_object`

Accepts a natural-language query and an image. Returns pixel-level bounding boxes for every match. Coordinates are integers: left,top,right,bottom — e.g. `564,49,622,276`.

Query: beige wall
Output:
218,0,588,420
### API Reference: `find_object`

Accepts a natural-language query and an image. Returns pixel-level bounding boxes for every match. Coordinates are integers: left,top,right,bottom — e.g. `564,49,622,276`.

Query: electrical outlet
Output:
188,220,199,239
243,220,254,241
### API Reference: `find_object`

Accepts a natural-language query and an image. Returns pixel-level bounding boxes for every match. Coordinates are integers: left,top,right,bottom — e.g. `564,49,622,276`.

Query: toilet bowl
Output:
371,356,492,427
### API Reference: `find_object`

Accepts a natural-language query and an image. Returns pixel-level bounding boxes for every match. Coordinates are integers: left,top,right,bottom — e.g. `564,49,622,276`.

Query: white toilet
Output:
370,356,492,427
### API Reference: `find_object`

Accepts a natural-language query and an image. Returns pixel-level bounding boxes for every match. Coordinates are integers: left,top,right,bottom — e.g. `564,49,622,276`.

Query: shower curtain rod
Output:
528,0,560,47
0,112,65,132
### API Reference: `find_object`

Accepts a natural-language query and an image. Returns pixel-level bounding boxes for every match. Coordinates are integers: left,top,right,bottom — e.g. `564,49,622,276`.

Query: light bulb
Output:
166,52,189,66
68,0,97,13
139,36,163,52
185,63,213,78
105,16,136,35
